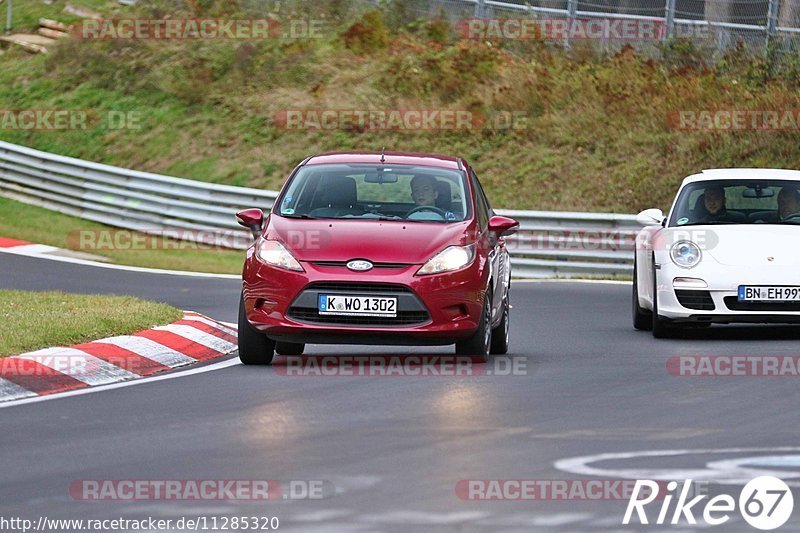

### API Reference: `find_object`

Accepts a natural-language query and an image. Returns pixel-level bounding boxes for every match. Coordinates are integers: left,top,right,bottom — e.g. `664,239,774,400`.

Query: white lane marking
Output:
529,513,597,527
513,278,631,285
358,511,489,524
739,455,800,467
181,315,238,337
153,324,237,353
289,510,353,522
0,377,38,401
475,512,595,527
554,447,800,486
0,357,242,409
93,336,197,367
330,475,383,496
17,347,139,385
2,244,60,255
1,248,632,283
0,248,241,279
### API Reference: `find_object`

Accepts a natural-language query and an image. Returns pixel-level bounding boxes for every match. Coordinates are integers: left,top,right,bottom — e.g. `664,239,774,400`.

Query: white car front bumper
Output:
655,260,800,323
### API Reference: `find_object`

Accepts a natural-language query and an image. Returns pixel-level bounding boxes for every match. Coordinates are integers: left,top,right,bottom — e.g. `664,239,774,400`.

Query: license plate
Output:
318,294,397,317
738,286,800,302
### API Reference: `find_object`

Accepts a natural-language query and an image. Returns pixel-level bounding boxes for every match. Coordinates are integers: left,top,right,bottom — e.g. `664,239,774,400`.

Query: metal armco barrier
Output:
0,140,642,278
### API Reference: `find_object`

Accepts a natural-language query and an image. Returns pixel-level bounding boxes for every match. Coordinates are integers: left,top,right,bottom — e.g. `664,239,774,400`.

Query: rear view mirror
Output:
365,171,399,183
743,187,774,198
636,208,664,226
235,208,264,238
488,215,520,236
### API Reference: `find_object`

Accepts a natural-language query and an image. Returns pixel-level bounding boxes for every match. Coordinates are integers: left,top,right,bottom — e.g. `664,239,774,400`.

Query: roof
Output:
304,151,462,170
682,168,800,185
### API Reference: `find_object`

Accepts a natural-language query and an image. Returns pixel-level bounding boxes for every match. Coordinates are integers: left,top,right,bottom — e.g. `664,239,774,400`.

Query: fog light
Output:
673,277,708,289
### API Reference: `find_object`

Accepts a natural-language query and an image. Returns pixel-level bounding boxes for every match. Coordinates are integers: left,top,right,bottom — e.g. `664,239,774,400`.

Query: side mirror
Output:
236,208,264,239
488,215,520,236
636,208,664,227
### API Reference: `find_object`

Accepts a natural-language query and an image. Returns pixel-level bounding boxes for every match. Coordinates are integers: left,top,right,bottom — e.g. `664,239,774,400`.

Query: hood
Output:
264,216,472,264
664,224,800,267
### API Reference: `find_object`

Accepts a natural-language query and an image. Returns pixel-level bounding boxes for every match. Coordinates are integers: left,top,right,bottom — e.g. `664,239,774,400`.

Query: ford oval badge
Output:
347,260,373,272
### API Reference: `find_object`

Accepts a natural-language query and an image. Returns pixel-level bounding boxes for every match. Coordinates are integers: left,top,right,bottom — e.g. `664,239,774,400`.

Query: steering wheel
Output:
406,205,448,219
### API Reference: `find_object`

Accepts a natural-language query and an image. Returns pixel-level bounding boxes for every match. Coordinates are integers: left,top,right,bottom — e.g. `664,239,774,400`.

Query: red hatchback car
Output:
235,152,519,364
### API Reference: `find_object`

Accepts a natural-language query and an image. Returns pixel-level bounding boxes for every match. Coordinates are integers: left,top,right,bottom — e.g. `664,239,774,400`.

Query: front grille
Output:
312,261,412,269
287,308,430,326
304,282,413,293
724,297,800,312
675,290,715,310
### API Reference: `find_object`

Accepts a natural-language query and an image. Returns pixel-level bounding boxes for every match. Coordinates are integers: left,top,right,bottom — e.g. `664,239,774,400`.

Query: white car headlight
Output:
256,239,304,272
670,240,702,269
416,245,476,276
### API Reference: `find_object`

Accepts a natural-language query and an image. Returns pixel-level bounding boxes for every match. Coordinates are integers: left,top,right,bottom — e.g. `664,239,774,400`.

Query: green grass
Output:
0,196,245,274
1,2,800,214
0,289,182,357
2,0,117,34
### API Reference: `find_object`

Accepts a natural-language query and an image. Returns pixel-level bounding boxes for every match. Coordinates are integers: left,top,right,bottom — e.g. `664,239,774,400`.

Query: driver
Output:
696,185,745,223
410,175,439,206
702,185,726,218
409,175,456,220
778,186,800,221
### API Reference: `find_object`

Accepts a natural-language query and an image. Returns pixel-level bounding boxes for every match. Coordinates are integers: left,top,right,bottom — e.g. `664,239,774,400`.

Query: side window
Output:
470,169,489,230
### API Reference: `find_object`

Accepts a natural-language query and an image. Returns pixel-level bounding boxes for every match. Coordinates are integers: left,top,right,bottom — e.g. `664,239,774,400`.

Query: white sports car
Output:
633,169,800,337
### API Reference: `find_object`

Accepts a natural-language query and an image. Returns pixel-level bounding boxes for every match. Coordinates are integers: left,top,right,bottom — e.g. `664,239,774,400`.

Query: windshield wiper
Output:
279,213,321,219
676,220,738,226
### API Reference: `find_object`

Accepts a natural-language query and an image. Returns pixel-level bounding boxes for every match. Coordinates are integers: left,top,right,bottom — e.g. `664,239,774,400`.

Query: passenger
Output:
778,186,800,221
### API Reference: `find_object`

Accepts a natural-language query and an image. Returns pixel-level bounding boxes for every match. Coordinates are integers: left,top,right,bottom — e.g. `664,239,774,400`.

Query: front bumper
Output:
242,253,488,345
655,261,800,324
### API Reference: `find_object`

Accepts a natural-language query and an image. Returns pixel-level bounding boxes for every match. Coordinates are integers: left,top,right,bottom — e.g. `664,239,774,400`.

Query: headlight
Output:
256,239,304,272
670,240,702,269
416,245,476,275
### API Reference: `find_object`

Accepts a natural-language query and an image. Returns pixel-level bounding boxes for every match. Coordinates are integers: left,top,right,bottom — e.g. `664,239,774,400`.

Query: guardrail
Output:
0,140,641,278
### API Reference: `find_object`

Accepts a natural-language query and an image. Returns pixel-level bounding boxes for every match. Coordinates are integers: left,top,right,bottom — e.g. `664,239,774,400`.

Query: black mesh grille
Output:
675,290,715,310
724,297,800,312
287,308,430,326
304,282,413,293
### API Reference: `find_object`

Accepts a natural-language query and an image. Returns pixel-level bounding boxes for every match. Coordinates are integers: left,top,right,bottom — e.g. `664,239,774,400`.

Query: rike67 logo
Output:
624,476,794,530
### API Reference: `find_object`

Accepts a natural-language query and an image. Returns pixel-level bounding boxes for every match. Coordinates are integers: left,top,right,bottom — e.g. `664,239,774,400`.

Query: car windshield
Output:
668,179,800,227
274,164,471,223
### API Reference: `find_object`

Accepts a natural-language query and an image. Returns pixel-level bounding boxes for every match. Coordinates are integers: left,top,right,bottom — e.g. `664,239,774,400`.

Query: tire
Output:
456,291,492,363
632,258,652,331
490,290,510,354
238,293,275,365
651,266,675,339
275,341,305,356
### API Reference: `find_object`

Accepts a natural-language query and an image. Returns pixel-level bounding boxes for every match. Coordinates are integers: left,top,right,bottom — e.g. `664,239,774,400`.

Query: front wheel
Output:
632,258,652,331
238,293,275,365
490,291,510,354
456,291,492,363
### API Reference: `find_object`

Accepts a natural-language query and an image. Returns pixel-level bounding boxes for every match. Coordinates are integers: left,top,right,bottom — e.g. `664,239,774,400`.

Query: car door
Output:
470,168,505,320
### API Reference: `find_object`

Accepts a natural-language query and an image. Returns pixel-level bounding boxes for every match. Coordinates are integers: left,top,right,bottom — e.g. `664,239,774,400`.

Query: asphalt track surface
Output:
1,252,800,532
